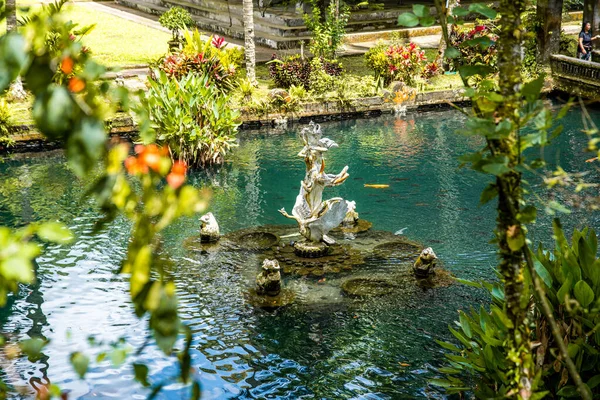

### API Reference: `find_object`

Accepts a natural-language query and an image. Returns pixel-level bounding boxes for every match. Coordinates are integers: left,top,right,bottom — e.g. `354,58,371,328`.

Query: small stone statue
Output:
200,212,220,243
256,259,282,296
413,247,437,277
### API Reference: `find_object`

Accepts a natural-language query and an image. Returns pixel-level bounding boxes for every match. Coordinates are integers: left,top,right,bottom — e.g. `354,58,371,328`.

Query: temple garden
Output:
1,0,600,399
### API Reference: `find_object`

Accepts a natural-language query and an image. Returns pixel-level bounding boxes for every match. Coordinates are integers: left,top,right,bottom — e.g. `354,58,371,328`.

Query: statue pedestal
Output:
293,240,330,258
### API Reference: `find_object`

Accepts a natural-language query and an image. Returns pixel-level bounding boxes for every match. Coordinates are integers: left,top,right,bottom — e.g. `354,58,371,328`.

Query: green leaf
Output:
507,227,525,252
459,64,493,79
0,33,29,92
20,338,47,361
480,183,498,205
587,374,600,389
133,363,150,387
533,257,553,288
0,256,35,283
110,348,128,366
517,205,537,224
545,200,571,215
481,161,511,176
412,4,429,17
468,3,497,19
459,311,472,338
429,378,455,388
556,276,572,304
452,7,469,16
37,222,74,244
491,305,513,329
436,340,461,352
32,86,74,139
397,12,420,27
445,47,461,59
574,280,594,308
419,16,435,27
70,352,90,379
521,75,545,100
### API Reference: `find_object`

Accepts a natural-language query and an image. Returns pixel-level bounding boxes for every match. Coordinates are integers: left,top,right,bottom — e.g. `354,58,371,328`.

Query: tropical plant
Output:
181,30,243,71
151,49,236,93
158,6,193,41
144,70,240,165
436,221,600,398
365,42,429,86
303,0,350,59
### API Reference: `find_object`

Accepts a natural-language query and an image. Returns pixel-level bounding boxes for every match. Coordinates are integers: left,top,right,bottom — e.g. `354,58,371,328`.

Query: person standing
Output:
578,21,600,61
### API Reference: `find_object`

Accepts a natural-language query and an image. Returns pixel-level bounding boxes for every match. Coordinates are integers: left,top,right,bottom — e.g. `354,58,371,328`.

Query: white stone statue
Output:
279,122,353,245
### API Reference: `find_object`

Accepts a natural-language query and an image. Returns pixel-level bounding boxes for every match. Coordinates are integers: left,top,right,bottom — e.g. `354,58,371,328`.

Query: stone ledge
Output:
2,89,468,152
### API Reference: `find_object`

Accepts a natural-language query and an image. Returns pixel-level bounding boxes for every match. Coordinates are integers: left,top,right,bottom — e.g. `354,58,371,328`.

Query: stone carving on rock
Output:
256,259,282,296
200,212,220,243
279,121,354,249
413,247,437,277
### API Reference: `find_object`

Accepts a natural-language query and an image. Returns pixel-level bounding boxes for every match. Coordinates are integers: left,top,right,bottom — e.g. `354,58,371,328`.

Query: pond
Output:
0,106,598,399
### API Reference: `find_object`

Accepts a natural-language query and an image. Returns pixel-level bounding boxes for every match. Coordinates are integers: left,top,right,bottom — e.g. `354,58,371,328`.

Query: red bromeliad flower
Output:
212,35,225,49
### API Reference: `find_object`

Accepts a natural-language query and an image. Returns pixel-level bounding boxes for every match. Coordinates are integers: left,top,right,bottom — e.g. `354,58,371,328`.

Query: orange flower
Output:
166,160,187,189
139,144,161,172
60,57,74,74
171,160,187,175
166,172,185,189
124,156,148,175
68,77,85,93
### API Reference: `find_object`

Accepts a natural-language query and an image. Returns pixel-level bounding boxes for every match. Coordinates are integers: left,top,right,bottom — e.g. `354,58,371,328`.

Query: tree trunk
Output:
583,0,600,35
537,0,564,64
494,0,535,397
243,0,257,85
6,0,17,32
434,0,458,69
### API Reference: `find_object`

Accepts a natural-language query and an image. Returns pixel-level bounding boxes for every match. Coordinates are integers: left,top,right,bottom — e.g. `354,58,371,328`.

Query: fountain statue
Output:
279,122,354,257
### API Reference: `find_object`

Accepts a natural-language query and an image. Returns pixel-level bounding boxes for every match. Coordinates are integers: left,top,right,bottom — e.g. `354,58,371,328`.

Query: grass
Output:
1,2,171,67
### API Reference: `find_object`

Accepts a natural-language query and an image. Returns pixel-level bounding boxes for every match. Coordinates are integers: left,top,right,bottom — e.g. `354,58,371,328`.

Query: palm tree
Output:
243,0,257,85
6,0,17,32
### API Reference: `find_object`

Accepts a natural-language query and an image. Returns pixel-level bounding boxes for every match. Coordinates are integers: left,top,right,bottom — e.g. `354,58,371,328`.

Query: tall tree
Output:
243,0,257,85
583,0,600,34
536,0,564,64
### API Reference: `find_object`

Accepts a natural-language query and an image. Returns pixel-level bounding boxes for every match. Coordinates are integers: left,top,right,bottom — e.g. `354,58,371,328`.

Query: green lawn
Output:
1,2,170,67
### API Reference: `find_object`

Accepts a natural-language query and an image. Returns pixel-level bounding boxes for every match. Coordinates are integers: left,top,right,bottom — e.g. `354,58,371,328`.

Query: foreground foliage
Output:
438,222,600,399
0,0,207,397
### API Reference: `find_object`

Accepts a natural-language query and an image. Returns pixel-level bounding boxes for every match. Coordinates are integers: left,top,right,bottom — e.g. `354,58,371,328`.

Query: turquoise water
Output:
0,107,598,399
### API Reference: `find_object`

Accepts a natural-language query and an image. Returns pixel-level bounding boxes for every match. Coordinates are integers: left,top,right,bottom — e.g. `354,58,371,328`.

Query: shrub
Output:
268,54,312,89
435,220,600,398
144,70,240,165
560,31,578,57
268,55,342,90
448,24,498,72
365,42,428,87
159,6,194,40
303,0,350,59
